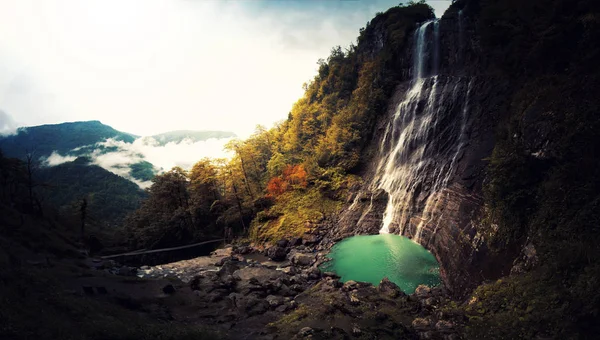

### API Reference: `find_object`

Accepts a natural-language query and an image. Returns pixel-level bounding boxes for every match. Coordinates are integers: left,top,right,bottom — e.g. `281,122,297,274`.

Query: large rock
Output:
291,253,314,266
412,317,432,331
267,246,288,261
378,277,404,298
414,285,432,299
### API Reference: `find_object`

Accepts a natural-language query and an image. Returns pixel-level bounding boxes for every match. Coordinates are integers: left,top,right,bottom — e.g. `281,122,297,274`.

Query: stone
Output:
301,234,320,245
412,318,431,331
435,320,454,333
414,285,432,299
378,277,404,298
236,245,252,255
276,239,289,248
322,271,339,279
307,266,321,280
289,237,302,246
349,293,360,305
241,295,269,316
421,297,438,308
218,260,240,277
292,253,315,266
342,280,358,291
298,327,314,337
267,246,288,261
275,304,289,313
265,295,283,308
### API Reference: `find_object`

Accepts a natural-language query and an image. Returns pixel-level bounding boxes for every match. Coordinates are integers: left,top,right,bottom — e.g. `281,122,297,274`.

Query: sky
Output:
0,0,451,138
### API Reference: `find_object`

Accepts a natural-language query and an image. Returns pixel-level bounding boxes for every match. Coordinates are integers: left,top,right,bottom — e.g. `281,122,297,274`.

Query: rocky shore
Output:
86,228,461,339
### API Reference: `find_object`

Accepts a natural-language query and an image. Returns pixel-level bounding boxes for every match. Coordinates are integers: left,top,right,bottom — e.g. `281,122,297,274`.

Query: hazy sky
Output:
0,0,451,138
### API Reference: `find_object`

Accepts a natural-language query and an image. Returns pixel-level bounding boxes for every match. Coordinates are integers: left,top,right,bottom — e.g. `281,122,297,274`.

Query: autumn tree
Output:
125,167,195,249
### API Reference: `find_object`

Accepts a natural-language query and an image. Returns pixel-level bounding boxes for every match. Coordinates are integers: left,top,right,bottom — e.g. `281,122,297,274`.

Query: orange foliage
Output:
267,177,288,197
284,164,308,187
266,164,308,197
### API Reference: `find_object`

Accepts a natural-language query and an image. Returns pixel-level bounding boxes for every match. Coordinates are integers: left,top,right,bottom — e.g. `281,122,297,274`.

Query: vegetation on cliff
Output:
126,2,435,248
443,0,600,337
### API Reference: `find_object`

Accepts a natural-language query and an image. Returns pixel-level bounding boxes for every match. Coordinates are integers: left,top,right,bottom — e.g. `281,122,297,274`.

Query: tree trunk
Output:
235,146,254,199
229,173,247,233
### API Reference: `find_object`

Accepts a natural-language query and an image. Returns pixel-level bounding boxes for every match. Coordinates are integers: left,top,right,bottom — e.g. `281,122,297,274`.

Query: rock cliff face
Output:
335,3,520,297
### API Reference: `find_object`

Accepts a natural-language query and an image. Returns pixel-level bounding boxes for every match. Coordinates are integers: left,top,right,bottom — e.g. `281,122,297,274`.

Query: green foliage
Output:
473,0,600,337
441,265,600,339
129,161,157,182
249,187,342,242
278,4,434,173
477,0,600,74
35,158,146,227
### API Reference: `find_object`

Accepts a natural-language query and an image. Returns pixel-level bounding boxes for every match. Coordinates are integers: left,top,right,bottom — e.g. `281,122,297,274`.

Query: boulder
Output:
414,285,432,299
267,246,288,261
298,327,314,337
239,295,269,316
236,245,252,255
412,317,432,331
378,277,404,298
342,280,359,291
301,234,320,245
276,239,289,248
322,271,340,279
218,260,240,277
307,266,321,280
289,237,302,246
435,320,454,333
291,253,314,266
265,295,283,308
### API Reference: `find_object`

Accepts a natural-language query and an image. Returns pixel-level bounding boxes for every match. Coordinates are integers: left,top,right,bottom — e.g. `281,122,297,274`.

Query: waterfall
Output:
373,20,471,243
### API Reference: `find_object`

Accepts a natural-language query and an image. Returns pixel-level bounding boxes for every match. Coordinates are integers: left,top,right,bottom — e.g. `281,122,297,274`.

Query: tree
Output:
24,149,42,215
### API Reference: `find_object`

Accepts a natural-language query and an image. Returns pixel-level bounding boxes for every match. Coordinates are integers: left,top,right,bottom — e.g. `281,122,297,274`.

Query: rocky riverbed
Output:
84,230,460,339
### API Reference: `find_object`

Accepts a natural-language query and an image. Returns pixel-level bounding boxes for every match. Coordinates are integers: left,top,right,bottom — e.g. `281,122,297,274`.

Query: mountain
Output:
0,120,137,159
0,121,235,226
35,157,146,227
0,120,236,184
150,130,236,146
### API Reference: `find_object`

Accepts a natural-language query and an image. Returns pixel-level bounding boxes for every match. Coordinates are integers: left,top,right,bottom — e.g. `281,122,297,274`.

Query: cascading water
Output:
371,20,472,244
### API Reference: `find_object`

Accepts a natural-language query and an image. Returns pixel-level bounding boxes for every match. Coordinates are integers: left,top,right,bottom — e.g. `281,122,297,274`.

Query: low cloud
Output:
82,136,233,188
43,151,77,166
0,110,18,135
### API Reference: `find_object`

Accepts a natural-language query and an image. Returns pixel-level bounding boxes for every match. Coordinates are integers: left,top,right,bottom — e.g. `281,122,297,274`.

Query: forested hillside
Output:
0,120,136,158
124,3,435,248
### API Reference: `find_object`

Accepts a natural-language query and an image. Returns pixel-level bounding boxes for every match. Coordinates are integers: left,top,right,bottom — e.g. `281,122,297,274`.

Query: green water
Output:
319,234,440,294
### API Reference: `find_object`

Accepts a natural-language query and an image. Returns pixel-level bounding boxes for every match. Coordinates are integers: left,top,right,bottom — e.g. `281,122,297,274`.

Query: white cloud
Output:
81,136,233,188
0,0,450,139
0,110,19,135
43,151,77,166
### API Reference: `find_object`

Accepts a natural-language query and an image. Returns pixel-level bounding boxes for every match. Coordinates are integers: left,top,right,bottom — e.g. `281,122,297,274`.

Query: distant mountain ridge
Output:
0,120,236,183
0,120,235,227
150,130,236,146
0,120,137,159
